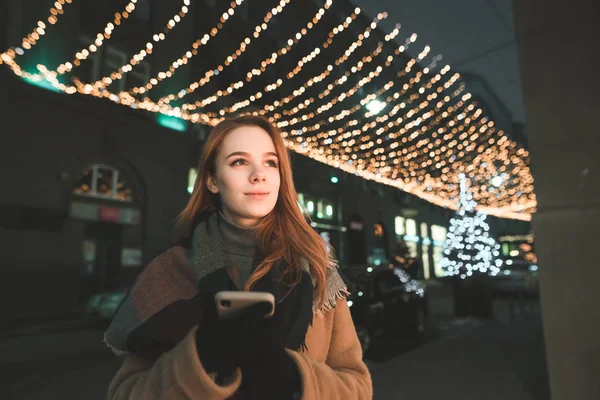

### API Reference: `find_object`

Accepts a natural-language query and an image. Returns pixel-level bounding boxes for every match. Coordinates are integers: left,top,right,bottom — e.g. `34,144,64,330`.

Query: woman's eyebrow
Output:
225,151,249,159
225,151,278,158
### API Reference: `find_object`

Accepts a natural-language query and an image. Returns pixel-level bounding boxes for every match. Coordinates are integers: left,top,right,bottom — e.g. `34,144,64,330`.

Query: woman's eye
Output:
266,160,279,168
231,159,247,166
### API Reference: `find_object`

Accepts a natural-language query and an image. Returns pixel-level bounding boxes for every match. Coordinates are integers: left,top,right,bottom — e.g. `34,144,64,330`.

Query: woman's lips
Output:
244,192,269,197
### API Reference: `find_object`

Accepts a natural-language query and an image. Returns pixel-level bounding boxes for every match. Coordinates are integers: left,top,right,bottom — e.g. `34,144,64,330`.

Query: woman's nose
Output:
250,166,266,182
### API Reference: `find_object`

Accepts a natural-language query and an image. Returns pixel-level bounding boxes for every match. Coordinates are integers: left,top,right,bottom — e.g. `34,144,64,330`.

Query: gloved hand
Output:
195,292,243,376
238,304,303,399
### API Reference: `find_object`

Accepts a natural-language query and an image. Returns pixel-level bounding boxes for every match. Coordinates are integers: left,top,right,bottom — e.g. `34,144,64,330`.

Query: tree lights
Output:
1,0,536,220
439,174,503,279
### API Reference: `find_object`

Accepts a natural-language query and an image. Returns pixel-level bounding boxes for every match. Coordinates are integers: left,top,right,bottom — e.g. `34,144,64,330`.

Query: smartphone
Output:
215,291,275,320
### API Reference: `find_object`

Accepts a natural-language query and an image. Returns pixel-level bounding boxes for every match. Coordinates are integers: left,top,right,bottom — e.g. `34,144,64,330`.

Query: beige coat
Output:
107,297,372,399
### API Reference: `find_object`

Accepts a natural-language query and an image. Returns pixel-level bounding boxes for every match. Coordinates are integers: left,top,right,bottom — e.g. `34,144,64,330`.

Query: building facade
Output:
0,0,529,322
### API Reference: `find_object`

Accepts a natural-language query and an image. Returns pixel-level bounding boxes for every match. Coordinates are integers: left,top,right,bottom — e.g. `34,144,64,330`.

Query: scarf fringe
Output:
315,286,350,317
104,332,128,356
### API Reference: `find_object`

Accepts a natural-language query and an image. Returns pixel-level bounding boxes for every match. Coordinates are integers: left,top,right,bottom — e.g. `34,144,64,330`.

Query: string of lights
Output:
0,0,74,66
289,46,442,135
302,78,466,180
192,12,388,123
279,36,422,129
0,0,536,220
128,0,245,96
290,60,456,160
54,0,139,75
88,0,191,92
185,0,336,110
158,0,293,106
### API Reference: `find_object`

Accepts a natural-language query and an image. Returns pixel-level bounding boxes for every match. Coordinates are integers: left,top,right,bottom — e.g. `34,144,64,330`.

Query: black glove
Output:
195,292,243,376
238,304,303,400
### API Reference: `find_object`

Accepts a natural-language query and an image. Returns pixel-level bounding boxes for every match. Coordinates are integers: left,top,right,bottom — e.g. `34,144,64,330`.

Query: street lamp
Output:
366,99,385,114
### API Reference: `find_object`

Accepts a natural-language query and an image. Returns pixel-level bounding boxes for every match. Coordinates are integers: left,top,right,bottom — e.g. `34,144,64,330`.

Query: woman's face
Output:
207,125,281,228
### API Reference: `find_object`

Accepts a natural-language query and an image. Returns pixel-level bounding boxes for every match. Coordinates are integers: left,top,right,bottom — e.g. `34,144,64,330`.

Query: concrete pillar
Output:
514,1,600,399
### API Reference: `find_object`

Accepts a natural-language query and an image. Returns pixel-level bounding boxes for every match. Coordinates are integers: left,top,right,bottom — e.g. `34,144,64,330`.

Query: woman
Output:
105,115,372,399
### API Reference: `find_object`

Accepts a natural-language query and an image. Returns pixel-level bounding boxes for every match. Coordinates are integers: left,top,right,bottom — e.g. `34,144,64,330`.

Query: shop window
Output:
431,224,447,277
431,225,447,245
406,219,417,236
77,36,101,83
325,204,334,220
317,200,324,219
74,164,134,202
395,216,405,236
406,242,418,258
102,46,128,92
422,244,431,280
420,222,428,239
188,168,197,194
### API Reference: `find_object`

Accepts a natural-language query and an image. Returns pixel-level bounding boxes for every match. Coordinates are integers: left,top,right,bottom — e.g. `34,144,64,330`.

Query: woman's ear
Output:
206,175,219,194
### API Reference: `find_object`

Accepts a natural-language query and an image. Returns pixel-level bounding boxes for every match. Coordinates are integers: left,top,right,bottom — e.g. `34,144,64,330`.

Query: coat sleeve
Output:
107,326,241,400
287,298,373,399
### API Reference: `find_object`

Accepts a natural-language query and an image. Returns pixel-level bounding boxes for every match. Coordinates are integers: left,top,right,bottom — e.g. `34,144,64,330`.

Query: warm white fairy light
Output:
195,12,388,121
86,0,191,91
281,35,422,128
128,0,245,96
0,0,74,66
304,74,464,173
54,0,138,75
159,0,293,106
294,45,439,135
1,0,536,220
186,0,336,109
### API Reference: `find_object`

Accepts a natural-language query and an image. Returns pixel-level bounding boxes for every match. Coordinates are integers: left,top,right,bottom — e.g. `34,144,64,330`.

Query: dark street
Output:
2,284,548,400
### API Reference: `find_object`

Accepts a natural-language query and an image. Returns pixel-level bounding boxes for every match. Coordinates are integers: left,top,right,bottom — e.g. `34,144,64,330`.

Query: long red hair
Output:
174,115,335,308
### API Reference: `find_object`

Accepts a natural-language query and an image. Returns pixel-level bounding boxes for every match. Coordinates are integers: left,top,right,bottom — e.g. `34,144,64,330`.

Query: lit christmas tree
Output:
440,174,502,279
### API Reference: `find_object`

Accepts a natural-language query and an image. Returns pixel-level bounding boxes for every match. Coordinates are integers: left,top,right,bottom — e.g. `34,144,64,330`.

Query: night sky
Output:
352,0,526,124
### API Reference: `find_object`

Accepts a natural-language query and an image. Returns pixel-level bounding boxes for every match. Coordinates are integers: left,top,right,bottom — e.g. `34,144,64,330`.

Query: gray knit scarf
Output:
104,212,348,360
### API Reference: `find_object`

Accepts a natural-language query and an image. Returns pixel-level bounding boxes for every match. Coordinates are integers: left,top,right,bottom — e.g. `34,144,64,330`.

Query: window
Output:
422,244,431,280
74,164,134,202
103,47,128,92
325,204,334,219
306,200,315,215
317,200,324,219
420,222,428,239
188,168,198,194
77,36,101,83
431,225,447,245
395,216,405,236
431,225,448,277
127,61,151,91
406,242,418,258
406,219,417,236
